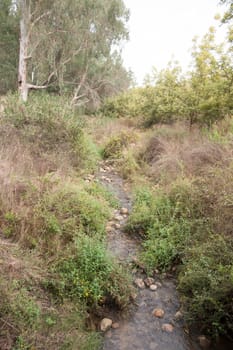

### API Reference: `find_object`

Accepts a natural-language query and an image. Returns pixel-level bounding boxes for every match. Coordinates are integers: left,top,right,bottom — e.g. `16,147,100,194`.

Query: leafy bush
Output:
0,176,113,254
101,88,147,119
50,236,132,309
118,151,140,180
179,235,233,338
126,166,233,338
102,131,135,159
126,182,201,271
85,181,119,208
2,94,98,171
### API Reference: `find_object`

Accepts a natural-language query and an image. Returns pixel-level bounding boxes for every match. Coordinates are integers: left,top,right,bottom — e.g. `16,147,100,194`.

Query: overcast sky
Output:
122,0,228,84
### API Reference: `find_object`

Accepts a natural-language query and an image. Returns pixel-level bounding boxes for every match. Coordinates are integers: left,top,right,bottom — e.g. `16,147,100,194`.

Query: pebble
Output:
150,284,158,291
112,322,120,329
120,207,129,215
152,308,165,318
100,318,113,332
144,277,155,287
174,310,183,320
134,278,145,289
162,323,174,333
114,223,121,229
198,335,211,349
114,215,124,221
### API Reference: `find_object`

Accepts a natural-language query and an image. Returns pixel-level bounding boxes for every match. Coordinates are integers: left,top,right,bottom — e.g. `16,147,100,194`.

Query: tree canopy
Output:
0,0,132,104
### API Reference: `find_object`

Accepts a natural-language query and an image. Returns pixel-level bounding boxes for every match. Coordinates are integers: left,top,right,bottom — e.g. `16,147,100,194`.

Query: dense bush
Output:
0,177,113,254
126,164,233,338
51,235,132,309
102,131,136,159
2,94,99,171
179,235,233,338
101,30,233,128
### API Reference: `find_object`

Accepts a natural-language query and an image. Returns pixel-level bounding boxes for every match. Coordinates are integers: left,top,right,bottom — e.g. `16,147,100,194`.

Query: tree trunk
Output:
18,0,29,102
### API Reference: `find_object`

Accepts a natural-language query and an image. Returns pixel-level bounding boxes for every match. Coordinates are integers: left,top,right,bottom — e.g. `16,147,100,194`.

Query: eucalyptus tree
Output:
17,0,130,102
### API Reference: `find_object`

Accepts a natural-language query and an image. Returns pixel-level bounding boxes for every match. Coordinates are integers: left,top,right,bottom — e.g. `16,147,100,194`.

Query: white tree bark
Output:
18,0,29,102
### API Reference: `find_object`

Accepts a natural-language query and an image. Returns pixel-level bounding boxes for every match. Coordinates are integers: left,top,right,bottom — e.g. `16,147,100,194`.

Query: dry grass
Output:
141,122,233,183
87,116,138,146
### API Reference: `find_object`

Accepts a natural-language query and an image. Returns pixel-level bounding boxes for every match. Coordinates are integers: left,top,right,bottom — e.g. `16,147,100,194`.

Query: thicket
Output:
102,28,233,127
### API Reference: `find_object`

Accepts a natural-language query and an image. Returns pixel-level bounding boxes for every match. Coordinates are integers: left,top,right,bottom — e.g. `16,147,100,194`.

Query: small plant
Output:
85,181,119,208
2,211,19,238
118,151,140,180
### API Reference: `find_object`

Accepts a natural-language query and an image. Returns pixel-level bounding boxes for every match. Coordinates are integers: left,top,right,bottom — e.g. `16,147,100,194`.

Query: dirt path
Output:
98,162,200,350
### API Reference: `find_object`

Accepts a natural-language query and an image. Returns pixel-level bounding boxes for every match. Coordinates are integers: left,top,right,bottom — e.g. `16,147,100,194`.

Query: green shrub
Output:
118,151,140,180
179,235,233,338
28,181,112,253
126,166,233,338
85,181,119,208
50,236,132,309
101,88,146,119
102,131,135,159
0,176,113,254
2,94,98,171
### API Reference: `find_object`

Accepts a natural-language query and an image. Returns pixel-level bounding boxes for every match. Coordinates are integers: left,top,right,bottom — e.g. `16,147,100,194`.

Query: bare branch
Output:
27,83,48,90
28,11,51,39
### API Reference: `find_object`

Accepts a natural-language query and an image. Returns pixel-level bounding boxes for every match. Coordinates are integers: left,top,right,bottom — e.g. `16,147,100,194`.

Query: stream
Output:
97,163,201,350
97,162,232,350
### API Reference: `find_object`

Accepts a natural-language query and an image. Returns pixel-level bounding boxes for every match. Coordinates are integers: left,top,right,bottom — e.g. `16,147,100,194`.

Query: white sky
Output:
122,0,228,84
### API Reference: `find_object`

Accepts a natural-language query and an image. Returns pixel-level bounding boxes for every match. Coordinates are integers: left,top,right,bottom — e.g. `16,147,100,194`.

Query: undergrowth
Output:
0,94,131,349
126,164,233,338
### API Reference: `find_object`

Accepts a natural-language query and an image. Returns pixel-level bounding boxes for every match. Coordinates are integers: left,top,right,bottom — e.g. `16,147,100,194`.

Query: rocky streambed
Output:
97,163,203,350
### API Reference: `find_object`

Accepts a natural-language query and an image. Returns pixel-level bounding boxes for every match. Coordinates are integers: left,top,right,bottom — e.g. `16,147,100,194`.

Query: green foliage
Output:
102,28,233,127
102,131,135,159
2,211,19,238
118,150,140,180
126,165,233,338
3,94,98,171
101,88,147,118
85,181,119,208
7,178,112,253
50,235,131,308
0,280,41,344
126,182,198,271
0,0,19,94
179,236,233,338
0,275,103,350
10,0,131,103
